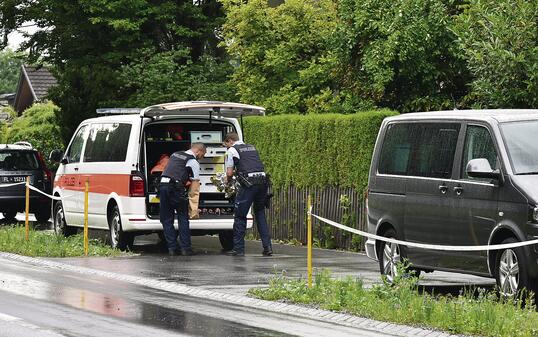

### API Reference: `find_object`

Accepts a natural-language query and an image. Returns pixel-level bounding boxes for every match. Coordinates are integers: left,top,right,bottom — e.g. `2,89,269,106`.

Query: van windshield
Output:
501,121,538,175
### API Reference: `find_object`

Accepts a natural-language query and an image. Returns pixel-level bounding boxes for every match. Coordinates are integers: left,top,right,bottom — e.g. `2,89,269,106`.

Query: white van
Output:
50,101,264,250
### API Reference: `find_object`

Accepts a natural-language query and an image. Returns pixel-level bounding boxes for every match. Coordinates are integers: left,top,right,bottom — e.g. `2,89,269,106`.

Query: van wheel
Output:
378,229,402,283
219,231,234,251
54,202,76,237
2,211,17,222
495,237,534,298
108,205,134,251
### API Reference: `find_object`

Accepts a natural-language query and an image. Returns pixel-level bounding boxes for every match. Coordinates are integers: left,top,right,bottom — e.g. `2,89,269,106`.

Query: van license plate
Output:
149,195,160,203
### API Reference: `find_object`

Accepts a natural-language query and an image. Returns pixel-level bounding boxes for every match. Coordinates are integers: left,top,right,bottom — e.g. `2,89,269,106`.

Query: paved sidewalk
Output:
58,234,494,296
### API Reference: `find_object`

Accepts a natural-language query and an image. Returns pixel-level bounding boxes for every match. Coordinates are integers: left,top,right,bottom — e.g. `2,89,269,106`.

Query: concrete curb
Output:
0,252,459,337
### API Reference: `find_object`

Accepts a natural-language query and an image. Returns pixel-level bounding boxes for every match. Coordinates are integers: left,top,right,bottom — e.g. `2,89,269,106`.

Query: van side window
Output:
83,123,132,162
461,125,498,180
378,124,412,175
66,125,87,163
378,123,460,178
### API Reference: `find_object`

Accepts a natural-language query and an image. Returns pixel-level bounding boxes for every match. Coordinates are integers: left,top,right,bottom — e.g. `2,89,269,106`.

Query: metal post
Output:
307,193,312,288
84,179,89,256
25,176,30,241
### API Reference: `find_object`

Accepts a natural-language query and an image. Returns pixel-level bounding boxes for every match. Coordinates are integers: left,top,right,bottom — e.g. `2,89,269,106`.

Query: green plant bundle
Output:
0,226,122,257
244,110,396,190
250,269,538,337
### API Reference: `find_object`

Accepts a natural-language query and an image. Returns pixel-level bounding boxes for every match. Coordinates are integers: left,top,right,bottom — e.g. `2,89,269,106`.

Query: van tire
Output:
53,202,76,237
377,228,420,282
2,211,17,222
35,207,51,223
378,228,402,283
495,237,535,298
108,205,134,251
219,230,234,251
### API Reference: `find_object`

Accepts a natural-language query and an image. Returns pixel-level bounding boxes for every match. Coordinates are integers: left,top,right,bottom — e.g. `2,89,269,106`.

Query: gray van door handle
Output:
454,186,463,196
438,184,448,194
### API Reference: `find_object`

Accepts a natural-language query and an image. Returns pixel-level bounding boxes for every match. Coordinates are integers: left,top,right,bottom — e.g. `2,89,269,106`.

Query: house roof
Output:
13,65,57,114
22,65,57,100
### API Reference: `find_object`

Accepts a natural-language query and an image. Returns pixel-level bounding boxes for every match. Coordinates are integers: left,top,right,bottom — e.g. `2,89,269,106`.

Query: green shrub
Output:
6,102,63,167
453,0,538,108
244,110,397,190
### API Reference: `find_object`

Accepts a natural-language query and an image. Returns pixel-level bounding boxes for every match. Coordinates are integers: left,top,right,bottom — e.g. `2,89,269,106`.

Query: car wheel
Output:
107,205,134,251
2,211,17,222
378,228,402,283
495,237,534,298
53,202,76,236
219,230,234,251
35,207,51,223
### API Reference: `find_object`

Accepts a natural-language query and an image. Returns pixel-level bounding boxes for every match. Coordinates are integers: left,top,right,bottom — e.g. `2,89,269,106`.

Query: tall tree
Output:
335,0,470,113
453,0,538,108
221,0,339,115
0,49,24,94
1,0,232,143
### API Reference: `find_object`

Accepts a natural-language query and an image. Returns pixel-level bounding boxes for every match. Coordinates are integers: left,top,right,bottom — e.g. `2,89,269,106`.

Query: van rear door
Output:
141,101,265,119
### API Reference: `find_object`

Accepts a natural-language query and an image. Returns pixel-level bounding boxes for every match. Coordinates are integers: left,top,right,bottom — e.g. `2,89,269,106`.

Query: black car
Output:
0,142,53,223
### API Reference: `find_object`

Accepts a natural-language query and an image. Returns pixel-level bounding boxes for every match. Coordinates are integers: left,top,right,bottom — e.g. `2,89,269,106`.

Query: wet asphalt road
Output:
0,257,388,337
0,213,496,336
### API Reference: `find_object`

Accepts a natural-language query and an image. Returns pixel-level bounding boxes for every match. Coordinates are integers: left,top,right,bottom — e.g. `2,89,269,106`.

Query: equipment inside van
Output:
51,101,264,252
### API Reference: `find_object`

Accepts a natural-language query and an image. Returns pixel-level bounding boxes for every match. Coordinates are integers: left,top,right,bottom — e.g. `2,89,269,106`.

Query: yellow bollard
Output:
84,179,89,256
307,193,312,288
25,176,30,241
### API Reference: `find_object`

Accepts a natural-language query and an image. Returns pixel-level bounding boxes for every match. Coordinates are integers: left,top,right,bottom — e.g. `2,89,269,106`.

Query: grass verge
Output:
249,269,538,337
0,225,123,257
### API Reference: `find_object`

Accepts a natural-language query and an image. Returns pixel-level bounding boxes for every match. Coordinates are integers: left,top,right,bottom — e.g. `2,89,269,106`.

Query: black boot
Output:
262,245,273,256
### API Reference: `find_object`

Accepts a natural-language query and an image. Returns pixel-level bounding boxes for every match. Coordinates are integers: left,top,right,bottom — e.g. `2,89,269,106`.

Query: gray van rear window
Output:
378,123,460,178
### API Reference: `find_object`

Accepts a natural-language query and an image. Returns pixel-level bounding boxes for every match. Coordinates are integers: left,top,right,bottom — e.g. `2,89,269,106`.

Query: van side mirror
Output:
49,149,64,164
466,158,500,180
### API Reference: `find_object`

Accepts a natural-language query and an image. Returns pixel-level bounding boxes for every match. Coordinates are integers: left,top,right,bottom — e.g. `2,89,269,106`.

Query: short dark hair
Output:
191,142,206,152
224,132,239,142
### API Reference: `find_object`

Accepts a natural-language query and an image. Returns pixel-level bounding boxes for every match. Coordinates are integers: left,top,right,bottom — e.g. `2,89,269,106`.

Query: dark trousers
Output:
233,184,272,253
159,184,191,251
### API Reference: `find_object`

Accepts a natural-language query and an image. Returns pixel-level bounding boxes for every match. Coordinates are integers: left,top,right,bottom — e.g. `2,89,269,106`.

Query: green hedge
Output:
244,110,397,190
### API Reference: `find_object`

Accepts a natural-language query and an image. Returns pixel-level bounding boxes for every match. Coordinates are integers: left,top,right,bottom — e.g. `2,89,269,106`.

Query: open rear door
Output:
141,101,265,119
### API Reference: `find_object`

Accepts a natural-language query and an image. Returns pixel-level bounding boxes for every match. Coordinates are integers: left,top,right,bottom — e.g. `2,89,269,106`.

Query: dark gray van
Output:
366,110,538,296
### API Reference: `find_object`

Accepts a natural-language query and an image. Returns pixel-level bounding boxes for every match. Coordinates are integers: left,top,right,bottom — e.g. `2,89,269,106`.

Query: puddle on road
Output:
0,270,292,337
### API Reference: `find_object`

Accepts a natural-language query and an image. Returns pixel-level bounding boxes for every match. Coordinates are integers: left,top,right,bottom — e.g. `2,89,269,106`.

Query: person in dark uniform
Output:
223,132,273,256
159,143,206,256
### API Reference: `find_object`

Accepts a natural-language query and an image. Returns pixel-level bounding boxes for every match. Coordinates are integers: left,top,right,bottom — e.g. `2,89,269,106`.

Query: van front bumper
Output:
365,238,377,261
123,217,253,232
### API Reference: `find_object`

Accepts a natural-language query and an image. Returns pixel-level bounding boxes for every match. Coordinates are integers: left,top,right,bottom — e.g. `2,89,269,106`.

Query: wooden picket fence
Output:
250,185,368,251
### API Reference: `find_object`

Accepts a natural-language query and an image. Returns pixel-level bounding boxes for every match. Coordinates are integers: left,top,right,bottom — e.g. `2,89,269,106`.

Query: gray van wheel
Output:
379,229,401,283
107,205,134,251
495,237,534,298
